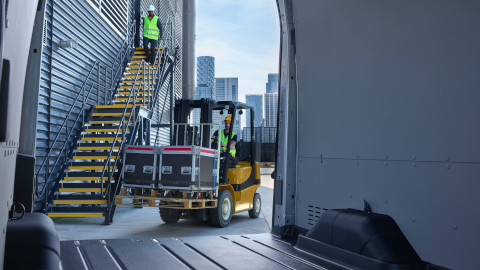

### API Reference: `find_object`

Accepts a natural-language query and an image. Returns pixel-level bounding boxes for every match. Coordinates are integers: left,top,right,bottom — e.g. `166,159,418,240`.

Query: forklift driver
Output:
211,115,237,162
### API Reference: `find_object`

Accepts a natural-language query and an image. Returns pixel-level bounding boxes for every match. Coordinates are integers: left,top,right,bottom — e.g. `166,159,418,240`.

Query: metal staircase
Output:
44,46,172,223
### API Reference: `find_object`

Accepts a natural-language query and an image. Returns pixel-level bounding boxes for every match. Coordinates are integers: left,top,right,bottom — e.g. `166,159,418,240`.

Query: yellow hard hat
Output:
224,115,232,122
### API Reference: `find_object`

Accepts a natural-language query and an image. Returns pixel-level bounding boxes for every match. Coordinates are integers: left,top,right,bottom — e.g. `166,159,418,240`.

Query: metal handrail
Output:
35,61,100,196
100,34,173,198
35,12,137,198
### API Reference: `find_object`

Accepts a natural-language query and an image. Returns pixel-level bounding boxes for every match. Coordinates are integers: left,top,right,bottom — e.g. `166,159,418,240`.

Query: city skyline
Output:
196,1,279,104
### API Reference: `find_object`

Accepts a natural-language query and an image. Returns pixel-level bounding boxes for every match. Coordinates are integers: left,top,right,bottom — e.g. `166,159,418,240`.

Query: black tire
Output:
210,189,233,227
249,193,261,218
159,208,181,224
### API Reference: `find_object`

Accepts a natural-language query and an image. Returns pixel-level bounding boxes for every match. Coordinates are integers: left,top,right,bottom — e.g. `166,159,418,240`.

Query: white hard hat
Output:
148,5,155,12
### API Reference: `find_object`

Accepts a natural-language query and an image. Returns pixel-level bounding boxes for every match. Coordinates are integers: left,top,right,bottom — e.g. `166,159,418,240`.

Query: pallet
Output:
114,194,217,209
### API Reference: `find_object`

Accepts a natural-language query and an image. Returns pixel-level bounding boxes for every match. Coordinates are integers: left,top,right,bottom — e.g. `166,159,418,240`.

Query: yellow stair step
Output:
119,85,148,89
130,60,159,64
115,97,150,101
48,213,104,218
89,120,130,124
58,188,106,192
132,55,147,59
96,104,133,109
63,176,109,181
128,64,158,68
80,137,123,142
123,74,154,79
84,128,129,132
76,146,120,151
92,113,131,117
52,200,107,205
116,91,149,95
73,156,117,160
68,166,117,170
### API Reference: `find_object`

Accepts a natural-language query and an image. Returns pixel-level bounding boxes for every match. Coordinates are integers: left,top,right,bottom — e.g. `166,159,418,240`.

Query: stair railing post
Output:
142,61,145,107
97,63,100,105
65,119,68,162
104,65,107,104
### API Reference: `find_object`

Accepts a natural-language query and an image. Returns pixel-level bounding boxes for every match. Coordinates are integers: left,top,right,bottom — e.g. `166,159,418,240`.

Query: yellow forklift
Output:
119,99,261,227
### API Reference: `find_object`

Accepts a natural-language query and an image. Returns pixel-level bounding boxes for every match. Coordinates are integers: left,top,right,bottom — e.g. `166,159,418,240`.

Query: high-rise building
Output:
197,56,215,89
214,78,241,136
264,92,278,127
194,56,215,123
266,73,279,93
245,94,263,127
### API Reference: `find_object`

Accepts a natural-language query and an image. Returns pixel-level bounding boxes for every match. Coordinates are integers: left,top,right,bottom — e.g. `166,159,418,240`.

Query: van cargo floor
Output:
60,233,333,269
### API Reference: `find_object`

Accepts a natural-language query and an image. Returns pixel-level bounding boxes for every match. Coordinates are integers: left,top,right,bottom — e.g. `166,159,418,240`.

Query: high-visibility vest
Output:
143,16,160,40
219,129,236,157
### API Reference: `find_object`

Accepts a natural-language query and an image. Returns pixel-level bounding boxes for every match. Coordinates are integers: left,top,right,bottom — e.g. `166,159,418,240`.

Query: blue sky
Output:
195,0,280,103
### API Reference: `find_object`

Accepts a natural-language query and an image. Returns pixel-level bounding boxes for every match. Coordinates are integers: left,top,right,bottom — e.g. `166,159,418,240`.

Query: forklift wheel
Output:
159,208,181,224
249,193,261,218
210,189,233,228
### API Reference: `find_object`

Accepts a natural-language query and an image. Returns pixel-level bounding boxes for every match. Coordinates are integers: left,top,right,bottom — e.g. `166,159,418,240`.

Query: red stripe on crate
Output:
127,147,154,151
200,149,215,154
163,148,191,151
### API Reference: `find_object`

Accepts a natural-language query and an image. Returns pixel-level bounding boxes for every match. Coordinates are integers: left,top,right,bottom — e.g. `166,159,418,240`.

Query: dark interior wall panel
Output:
288,1,480,269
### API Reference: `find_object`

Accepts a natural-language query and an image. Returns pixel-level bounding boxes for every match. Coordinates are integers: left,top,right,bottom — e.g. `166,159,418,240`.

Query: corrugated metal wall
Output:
34,0,183,196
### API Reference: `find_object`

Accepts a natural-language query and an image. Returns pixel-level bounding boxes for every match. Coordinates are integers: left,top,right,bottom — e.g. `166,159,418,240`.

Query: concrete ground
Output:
54,172,274,241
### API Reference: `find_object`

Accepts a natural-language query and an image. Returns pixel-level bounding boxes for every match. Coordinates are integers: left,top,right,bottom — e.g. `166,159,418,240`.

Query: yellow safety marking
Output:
76,146,119,151
89,120,130,124
80,137,122,141
84,128,128,132
132,55,147,59
59,188,105,192
63,177,109,181
130,60,158,64
48,213,104,217
128,64,158,68
96,104,133,109
68,166,117,170
119,85,146,89
123,75,154,78
73,156,117,160
134,51,146,54
53,200,107,205
116,91,149,95
92,113,131,117
115,97,149,101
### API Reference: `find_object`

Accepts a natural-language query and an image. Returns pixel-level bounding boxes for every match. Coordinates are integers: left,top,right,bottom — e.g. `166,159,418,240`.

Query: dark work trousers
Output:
143,37,158,65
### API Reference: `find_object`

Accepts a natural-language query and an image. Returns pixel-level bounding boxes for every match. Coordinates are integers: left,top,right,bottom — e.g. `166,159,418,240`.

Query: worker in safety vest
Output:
211,115,237,160
143,5,163,65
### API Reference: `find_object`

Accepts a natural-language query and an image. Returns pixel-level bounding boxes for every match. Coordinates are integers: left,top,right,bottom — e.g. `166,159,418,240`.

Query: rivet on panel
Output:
412,155,416,161
453,225,458,230
349,194,353,198
384,155,389,160
446,156,451,162
384,200,388,204
412,162,416,168
446,164,451,169
385,161,389,166
411,218,416,223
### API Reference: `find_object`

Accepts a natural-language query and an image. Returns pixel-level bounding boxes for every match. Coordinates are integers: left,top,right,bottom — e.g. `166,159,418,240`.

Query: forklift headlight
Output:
125,165,135,173
181,166,192,175
162,166,172,174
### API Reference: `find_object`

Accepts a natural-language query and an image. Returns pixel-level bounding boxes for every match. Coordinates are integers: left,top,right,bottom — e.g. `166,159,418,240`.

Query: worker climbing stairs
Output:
46,47,168,223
